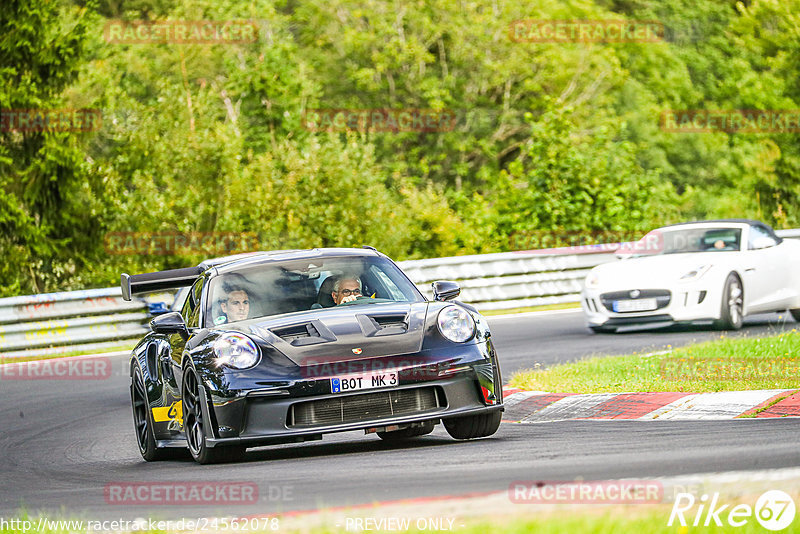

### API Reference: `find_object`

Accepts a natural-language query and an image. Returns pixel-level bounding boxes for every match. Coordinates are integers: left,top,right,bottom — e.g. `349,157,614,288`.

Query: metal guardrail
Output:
2,228,798,358
0,289,169,358
401,249,618,310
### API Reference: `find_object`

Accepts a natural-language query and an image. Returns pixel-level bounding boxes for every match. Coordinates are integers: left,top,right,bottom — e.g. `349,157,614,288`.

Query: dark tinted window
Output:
659,227,742,254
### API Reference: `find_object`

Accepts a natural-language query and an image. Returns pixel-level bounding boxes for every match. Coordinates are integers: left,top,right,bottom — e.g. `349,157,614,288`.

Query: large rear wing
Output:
120,266,204,301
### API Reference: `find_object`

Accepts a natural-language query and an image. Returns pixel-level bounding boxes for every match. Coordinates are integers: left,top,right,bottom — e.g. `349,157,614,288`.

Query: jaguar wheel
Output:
182,367,245,464
714,273,743,330
131,366,170,461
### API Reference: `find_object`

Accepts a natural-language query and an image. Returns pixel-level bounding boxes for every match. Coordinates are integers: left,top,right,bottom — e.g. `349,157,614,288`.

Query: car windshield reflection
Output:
205,255,423,327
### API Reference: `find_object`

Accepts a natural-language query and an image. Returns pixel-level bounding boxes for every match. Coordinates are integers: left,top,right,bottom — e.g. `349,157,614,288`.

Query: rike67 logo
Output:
669,490,796,531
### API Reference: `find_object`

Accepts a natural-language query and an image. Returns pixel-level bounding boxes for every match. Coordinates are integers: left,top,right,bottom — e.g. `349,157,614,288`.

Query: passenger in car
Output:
219,286,251,323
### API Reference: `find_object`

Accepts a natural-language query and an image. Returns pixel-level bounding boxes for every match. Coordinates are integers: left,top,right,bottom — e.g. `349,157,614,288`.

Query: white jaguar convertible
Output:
581,219,800,332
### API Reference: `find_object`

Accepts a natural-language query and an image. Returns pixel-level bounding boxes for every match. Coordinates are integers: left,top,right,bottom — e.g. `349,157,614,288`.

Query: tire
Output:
182,367,245,464
130,366,171,461
443,410,502,440
590,325,616,334
791,309,800,322
377,421,435,441
715,273,744,330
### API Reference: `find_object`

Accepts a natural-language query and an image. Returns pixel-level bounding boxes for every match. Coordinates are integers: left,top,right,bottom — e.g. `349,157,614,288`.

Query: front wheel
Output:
182,367,245,464
443,410,501,440
790,309,800,322
714,273,744,330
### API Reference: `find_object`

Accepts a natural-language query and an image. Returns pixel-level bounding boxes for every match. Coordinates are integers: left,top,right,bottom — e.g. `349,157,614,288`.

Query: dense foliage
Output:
2,0,799,295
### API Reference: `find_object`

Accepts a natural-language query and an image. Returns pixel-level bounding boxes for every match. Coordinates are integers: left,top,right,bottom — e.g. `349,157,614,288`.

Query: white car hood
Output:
589,252,726,290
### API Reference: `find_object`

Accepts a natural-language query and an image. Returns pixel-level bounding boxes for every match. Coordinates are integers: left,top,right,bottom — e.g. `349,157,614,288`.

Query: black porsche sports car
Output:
122,247,504,464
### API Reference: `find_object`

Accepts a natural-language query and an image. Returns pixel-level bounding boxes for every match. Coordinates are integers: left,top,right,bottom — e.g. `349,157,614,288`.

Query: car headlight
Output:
213,333,260,369
680,265,712,282
437,306,475,343
585,272,601,289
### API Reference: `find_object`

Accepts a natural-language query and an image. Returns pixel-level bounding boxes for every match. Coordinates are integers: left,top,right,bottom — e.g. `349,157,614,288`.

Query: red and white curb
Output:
502,388,800,422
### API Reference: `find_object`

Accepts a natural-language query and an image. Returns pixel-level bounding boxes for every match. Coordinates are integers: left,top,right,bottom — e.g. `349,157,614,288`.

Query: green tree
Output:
0,0,101,295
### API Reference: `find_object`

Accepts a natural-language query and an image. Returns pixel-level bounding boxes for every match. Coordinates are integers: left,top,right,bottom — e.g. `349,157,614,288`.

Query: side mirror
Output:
150,311,189,340
432,280,461,302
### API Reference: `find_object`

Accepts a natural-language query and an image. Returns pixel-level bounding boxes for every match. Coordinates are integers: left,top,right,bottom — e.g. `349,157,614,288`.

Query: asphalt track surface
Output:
1,310,798,520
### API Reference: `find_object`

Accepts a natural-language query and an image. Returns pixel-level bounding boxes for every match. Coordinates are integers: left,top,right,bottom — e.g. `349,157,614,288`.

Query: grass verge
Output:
3,503,791,534
509,330,800,393
451,509,783,534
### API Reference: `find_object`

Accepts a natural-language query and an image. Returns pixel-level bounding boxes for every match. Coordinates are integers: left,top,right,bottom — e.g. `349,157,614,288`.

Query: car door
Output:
163,278,205,407
743,225,788,312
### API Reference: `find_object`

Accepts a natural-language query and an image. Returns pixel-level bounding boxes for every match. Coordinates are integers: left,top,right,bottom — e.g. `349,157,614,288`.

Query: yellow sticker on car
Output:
152,400,183,423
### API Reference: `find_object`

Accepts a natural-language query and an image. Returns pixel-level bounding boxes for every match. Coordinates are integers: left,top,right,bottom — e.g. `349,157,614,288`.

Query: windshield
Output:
619,227,742,256
204,255,423,326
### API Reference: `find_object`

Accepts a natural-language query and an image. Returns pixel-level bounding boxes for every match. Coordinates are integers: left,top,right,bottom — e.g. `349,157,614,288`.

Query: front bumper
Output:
582,282,723,329
196,340,502,448
206,376,501,447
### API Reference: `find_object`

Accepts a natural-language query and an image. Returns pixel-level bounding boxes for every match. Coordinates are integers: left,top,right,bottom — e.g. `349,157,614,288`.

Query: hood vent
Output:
269,320,335,346
357,313,409,337
373,315,407,329
250,302,426,366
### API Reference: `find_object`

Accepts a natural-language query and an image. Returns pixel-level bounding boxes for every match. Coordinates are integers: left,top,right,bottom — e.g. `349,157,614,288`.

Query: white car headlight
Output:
585,272,601,289
213,333,260,369
437,306,475,343
680,265,712,282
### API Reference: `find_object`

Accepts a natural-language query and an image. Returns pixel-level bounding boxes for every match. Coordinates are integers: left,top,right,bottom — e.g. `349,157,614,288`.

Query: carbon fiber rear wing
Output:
120,266,204,301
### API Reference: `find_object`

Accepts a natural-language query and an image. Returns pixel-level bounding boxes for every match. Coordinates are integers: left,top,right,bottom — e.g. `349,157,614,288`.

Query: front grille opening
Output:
288,387,443,427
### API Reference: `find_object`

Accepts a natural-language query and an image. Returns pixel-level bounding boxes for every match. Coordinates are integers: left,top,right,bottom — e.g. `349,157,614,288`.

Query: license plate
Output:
331,370,398,393
613,298,658,312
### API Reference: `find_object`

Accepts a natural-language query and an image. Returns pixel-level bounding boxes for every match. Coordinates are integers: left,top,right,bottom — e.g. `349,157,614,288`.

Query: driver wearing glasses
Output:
332,277,362,305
